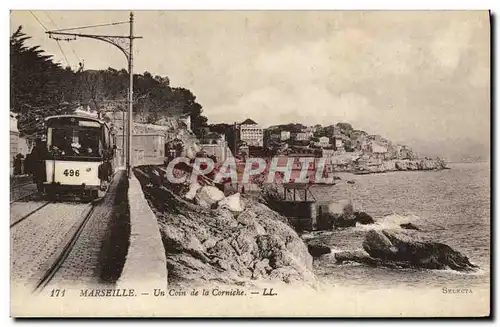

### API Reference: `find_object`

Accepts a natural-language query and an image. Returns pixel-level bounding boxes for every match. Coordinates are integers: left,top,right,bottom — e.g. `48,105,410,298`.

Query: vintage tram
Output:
39,115,116,199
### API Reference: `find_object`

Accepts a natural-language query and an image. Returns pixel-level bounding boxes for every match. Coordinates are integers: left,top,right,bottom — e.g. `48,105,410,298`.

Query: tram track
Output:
10,191,39,205
10,201,52,228
33,199,100,292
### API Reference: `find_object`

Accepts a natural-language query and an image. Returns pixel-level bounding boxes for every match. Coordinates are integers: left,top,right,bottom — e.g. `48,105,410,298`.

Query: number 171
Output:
50,289,66,297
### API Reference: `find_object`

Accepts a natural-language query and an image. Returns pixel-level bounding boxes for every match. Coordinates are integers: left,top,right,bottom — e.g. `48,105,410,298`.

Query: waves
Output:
354,213,422,231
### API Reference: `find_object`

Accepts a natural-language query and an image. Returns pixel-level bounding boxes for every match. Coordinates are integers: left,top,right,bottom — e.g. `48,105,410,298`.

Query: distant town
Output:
192,117,439,174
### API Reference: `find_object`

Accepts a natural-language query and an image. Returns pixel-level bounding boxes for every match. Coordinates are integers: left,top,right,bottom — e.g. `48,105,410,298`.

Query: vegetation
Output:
10,26,208,138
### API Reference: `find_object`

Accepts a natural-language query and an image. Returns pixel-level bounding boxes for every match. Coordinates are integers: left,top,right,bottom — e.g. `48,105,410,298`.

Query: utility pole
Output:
46,12,142,178
128,12,134,178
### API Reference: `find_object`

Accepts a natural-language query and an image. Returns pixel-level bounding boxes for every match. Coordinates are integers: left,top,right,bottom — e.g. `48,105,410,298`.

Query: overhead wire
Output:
29,11,48,31
49,21,129,33
28,13,131,117
30,11,70,68
45,12,81,65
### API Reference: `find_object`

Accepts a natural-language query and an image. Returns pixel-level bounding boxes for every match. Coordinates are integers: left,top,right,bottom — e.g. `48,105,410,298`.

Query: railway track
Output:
10,201,52,228
33,201,99,293
10,191,39,205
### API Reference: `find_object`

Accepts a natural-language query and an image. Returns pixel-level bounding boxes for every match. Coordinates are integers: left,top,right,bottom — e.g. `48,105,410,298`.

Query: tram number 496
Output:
63,169,80,177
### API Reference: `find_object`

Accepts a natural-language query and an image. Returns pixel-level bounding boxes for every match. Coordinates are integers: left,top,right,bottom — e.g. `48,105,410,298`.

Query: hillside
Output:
267,122,420,160
10,26,208,138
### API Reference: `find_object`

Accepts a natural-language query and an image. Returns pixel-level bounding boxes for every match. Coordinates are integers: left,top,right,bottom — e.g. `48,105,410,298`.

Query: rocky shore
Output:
302,200,479,273
334,229,478,272
134,166,317,288
353,158,449,175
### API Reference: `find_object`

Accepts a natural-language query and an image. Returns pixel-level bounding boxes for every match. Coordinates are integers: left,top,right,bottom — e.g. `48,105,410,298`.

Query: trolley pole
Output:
127,12,134,178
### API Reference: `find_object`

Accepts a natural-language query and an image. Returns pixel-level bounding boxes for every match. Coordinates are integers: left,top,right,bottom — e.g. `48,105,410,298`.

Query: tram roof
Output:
45,115,105,124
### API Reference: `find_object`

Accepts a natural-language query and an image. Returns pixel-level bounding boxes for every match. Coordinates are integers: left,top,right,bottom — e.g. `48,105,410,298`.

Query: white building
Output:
295,132,313,141
334,137,344,151
318,136,330,148
280,131,291,141
239,118,263,147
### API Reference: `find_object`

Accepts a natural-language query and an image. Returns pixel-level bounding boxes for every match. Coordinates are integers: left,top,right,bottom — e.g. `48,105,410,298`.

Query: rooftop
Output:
240,118,258,125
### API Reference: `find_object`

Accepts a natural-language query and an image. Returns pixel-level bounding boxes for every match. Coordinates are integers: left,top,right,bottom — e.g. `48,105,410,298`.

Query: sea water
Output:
306,162,490,291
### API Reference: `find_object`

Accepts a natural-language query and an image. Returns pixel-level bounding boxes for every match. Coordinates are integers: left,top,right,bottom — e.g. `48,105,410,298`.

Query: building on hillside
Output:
317,136,330,148
295,132,313,141
334,137,345,152
239,118,263,147
200,133,229,163
280,131,291,141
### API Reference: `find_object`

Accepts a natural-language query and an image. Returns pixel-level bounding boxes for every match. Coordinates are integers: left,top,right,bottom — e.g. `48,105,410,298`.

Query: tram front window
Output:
50,127,102,158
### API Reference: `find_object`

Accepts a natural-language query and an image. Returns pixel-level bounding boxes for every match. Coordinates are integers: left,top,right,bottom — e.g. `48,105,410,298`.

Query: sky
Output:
10,10,490,160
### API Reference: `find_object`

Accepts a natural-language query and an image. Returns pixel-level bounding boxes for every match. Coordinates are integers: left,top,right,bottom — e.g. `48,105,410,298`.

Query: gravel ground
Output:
10,201,49,226
10,183,38,203
49,171,130,288
10,202,91,285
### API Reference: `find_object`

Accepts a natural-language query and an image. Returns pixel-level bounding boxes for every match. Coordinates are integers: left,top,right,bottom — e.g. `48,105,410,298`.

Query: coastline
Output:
349,158,450,175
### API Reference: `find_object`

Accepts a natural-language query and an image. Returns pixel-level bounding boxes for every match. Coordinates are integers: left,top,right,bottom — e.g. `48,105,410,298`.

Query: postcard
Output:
9,10,491,317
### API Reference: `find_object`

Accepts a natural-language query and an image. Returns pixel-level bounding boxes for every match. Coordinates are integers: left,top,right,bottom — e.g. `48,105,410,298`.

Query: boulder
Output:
354,211,375,224
218,192,245,212
362,229,478,271
334,250,380,267
307,243,331,258
235,209,257,225
194,186,225,208
400,222,421,231
152,184,316,287
333,216,357,228
363,230,398,260
184,182,202,200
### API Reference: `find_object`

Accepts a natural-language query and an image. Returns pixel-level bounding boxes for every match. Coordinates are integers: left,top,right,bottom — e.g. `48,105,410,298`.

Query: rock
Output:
194,186,225,208
363,229,478,271
184,182,202,200
333,216,357,228
152,183,316,287
202,237,219,249
362,230,398,260
354,211,375,224
307,243,331,258
347,180,355,184
235,209,257,225
334,250,381,267
218,192,245,212
400,222,421,230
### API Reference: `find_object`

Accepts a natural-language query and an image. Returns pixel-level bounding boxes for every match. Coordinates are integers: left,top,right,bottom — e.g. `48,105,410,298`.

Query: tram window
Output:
50,127,102,157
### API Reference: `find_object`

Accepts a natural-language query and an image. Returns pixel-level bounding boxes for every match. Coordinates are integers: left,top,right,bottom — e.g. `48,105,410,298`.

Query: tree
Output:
10,26,75,137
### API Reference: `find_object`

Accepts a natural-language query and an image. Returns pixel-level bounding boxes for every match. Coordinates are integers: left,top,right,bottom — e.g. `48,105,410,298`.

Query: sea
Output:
306,162,491,291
